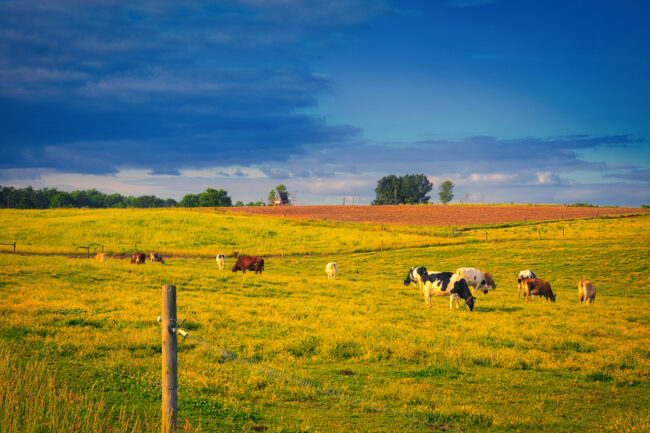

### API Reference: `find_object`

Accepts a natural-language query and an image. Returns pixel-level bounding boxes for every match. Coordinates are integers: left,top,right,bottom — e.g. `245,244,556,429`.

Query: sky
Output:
1,0,649,206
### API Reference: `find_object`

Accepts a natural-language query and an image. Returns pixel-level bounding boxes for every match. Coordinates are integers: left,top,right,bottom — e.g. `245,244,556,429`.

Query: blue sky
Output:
1,0,648,205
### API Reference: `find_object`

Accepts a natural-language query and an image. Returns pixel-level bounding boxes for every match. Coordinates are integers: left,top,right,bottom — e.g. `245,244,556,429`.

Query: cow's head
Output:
466,296,475,311
550,293,556,302
403,268,414,286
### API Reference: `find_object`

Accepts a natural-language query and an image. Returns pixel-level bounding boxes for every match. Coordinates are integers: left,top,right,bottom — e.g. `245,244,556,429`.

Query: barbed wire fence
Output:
2,302,462,433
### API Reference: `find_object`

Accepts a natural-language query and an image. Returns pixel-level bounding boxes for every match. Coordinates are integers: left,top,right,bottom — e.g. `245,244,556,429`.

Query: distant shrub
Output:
570,203,598,207
641,204,650,209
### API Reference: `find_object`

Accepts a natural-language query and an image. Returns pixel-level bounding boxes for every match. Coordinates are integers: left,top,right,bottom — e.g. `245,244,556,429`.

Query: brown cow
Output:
578,280,596,304
232,255,264,274
150,252,164,264
131,253,146,264
521,278,555,302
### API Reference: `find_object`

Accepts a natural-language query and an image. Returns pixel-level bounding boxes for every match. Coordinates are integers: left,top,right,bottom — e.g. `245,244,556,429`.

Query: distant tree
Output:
372,174,432,205
438,180,455,205
198,188,232,207
268,184,290,205
247,201,265,207
235,201,245,207
179,193,199,207
180,188,231,207
49,192,74,208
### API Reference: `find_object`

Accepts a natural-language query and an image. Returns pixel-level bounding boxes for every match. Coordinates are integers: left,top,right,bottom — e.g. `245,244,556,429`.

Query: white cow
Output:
216,254,226,270
326,262,338,280
518,269,537,298
455,267,492,294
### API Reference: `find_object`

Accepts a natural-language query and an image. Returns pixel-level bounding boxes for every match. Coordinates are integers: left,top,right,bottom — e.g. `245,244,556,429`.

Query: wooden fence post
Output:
13,242,15,253
162,285,178,433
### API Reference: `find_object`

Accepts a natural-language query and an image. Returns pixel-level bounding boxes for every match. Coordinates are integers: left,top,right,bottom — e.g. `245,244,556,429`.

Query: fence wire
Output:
187,334,461,432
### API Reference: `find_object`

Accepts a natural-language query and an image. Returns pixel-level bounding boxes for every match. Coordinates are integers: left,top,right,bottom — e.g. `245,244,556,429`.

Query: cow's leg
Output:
449,295,453,309
423,285,432,308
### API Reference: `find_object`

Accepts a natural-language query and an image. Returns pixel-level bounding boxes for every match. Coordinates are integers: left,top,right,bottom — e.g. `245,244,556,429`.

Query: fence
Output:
155,284,455,432
0,241,16,253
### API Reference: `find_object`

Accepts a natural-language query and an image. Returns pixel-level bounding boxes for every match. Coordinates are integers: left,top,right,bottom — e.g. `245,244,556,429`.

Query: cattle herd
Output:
94,251,596,310
400,265,596,311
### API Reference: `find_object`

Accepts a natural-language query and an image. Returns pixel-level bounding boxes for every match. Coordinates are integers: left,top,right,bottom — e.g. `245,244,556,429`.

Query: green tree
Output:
198,188,232,207
49,192,74,208
372,175,401,205
179,193,199,207
372,174,432,205
438,180,455,205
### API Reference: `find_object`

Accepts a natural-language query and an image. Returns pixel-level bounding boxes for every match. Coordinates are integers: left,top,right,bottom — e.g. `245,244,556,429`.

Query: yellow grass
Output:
0,209,648,432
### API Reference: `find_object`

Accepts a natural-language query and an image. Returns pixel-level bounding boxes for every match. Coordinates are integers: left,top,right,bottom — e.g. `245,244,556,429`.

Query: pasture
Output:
0,209,649,432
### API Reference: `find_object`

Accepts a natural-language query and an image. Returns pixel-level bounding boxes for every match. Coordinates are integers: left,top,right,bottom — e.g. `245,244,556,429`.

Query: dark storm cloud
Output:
0,0,375,174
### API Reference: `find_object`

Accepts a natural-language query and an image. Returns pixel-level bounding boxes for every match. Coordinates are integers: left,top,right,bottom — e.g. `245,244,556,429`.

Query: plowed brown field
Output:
221,204,648,227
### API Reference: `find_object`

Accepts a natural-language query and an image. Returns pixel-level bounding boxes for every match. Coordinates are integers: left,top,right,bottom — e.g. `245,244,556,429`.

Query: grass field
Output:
0,209,648,432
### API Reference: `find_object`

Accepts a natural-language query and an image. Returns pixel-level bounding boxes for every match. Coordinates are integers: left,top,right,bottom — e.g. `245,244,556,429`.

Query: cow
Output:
150,252,164,264
578,280,596,304
131,253,146,264
423,272,475,311
325,262,338,280
95,253,106,262
521,278,555,302
232,255,264,274
403,267,429,294
216,254,226,270
518,269,537,298
455,267,493,294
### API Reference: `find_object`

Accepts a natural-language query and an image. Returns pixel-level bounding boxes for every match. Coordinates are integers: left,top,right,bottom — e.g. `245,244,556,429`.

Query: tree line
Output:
372,174,454,205
0,185,284,209
0,186,236,209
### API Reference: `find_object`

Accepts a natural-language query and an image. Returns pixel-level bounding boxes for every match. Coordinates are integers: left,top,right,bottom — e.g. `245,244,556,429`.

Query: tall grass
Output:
0,349,169,433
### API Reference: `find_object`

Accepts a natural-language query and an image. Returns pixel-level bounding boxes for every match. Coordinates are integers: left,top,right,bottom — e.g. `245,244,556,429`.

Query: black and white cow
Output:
403,267,429,294
423,272,475,311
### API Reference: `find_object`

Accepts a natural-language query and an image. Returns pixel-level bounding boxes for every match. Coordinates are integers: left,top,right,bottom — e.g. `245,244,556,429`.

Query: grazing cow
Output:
455,267,492,294
216,254,226,270
403,267,429,294
518,269,537,298
150,252,164,264
131,253,146,264
521,278,555,302
232,255,264,274
423,272,475,311
95,253,106,262
578,280,596,304
325,262,338,280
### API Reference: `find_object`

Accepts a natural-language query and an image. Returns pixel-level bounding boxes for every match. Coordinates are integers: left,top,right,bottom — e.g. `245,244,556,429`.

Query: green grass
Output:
0,211,648,432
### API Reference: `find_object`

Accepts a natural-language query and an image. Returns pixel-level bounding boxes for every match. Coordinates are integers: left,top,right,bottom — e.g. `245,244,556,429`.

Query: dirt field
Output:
221,204,649,227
